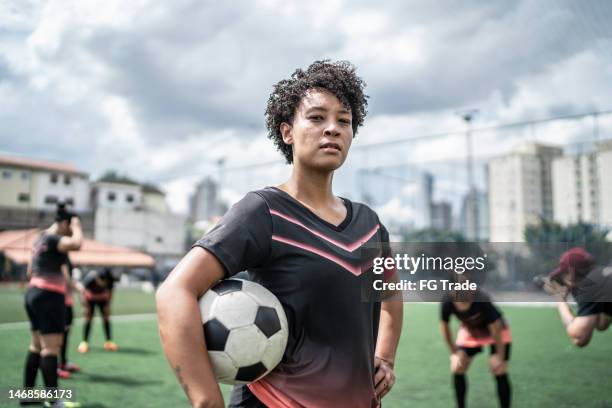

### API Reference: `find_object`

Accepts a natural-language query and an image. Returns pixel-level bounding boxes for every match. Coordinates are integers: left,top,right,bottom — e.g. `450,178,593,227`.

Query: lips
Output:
320,142,341,151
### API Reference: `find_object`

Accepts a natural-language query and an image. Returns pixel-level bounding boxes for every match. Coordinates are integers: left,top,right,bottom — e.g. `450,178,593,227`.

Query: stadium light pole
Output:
456,109,479,241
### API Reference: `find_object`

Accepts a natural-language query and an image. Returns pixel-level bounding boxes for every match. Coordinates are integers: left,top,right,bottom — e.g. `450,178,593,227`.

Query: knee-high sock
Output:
83,319,92,342
103,319,111,341
40,355,58,388
24,351,40,388
60,328,69,365
495,374,511,408
454,374,467,408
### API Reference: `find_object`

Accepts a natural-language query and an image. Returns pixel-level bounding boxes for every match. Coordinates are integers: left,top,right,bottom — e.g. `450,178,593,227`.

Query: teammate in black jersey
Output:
78,268,118,353
440,286,512,408
157,60,403,408
22,204,82,407
543,247,612,348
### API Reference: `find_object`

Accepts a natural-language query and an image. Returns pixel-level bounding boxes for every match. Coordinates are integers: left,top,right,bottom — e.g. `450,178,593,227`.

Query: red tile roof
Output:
0,229,155,268
0,154,87,176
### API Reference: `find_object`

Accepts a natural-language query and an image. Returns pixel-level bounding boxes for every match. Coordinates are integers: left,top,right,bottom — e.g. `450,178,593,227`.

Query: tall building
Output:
487,143,562,242
190,177,223,222
431,201,452,230
552,142,612,228
412,172,434,229
460,189,489,241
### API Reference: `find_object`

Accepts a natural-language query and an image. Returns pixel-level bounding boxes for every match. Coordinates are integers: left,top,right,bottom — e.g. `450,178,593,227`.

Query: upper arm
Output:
157,247,226,299
57,236,81,252
487,318,503,336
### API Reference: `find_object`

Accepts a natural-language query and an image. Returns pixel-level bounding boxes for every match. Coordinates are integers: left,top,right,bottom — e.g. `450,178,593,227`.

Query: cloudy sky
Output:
1,0,612,214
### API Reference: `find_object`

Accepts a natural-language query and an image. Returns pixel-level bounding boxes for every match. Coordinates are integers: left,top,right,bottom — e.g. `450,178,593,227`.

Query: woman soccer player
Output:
440,285,512,408
157,60,403,408
77,268,118,353
23,204,82,407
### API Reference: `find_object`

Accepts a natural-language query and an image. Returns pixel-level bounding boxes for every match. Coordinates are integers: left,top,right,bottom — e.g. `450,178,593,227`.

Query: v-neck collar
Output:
269,186,353,232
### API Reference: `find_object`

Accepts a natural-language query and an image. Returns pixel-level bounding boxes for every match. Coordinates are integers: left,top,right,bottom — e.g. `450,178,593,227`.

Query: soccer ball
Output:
199,278,288,384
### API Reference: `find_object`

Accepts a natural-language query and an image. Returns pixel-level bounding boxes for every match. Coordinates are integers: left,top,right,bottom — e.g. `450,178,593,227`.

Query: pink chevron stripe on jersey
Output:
269,209,379,252
272,235,370,276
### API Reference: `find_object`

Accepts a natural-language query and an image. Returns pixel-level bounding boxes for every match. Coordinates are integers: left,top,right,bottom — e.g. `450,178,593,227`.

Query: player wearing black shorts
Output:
78,268,117,353
440,290,512,408
157,60,404,408
22,204,82,407
543,247,612,348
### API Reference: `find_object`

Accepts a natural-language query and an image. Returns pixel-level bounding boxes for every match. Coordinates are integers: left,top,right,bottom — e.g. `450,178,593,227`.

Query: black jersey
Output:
83,270,113,293
441,292,506,338
30,233,68,294
572,265,612,317
195,187,392,408
31,233,68,277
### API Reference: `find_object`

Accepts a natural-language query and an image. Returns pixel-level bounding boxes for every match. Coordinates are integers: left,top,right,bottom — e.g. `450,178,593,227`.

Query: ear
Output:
280,122,293,145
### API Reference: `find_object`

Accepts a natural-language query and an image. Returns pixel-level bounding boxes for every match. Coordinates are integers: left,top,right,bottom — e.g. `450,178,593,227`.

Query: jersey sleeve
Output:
440,301,453,322
194,192,272,277
481,302,502,325
576,301,601,316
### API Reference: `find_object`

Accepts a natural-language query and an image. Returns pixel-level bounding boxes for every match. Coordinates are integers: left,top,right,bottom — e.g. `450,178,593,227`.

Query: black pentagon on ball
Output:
211,279,243,295
235,362,268,382
203,318,229,351
254,306,281,338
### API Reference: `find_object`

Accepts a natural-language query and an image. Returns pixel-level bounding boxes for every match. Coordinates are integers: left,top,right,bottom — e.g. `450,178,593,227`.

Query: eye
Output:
308,115,324,121
339,118,351,125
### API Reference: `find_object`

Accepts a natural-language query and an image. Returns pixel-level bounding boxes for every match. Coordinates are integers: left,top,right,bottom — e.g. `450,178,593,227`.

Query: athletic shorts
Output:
24,287,66,334
87,299,108,311
577,302,612,317
460,343,512,360
228,385,266,408
65,305,73,327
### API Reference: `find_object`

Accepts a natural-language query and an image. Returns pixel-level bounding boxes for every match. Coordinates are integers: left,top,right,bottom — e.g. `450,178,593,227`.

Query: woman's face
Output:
281,89,353,172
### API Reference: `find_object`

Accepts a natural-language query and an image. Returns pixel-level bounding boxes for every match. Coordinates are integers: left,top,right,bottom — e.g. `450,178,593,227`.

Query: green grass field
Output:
1,286,611,407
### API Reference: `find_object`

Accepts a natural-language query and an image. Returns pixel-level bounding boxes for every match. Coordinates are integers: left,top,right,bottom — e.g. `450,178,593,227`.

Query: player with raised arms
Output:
157,60,403,408
440,276,512,408
22,203,82,407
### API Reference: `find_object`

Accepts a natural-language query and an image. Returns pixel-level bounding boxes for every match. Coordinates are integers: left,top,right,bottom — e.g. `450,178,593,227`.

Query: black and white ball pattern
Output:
199,278,288,384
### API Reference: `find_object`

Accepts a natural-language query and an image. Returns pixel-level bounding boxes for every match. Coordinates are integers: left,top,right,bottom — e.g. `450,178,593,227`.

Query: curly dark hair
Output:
265,60,368,164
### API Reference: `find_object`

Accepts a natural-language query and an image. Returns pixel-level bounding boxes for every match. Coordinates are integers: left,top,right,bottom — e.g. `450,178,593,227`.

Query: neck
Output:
281,164,336,207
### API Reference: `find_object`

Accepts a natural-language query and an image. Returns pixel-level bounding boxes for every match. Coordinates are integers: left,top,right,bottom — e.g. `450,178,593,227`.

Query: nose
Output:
324,121,341,137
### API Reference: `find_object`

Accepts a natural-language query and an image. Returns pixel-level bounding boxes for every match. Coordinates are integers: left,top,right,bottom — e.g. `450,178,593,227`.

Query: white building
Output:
92,175,186,259
0,154,89,211
487,143,562,242
552,143,612,228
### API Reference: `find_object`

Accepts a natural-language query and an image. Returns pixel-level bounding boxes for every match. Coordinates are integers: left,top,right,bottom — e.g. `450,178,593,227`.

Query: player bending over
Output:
440,286,512,408
78,268,118,353
543,247,612,348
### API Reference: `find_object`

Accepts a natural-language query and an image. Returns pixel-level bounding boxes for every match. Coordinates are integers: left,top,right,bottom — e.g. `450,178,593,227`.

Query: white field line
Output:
0,313,157,331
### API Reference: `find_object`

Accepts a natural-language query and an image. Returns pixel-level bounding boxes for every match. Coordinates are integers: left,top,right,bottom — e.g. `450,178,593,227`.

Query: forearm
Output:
490,322,504,359
441,325,457,354
375,300,403,364
557,301,575,328
157,285,223,407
